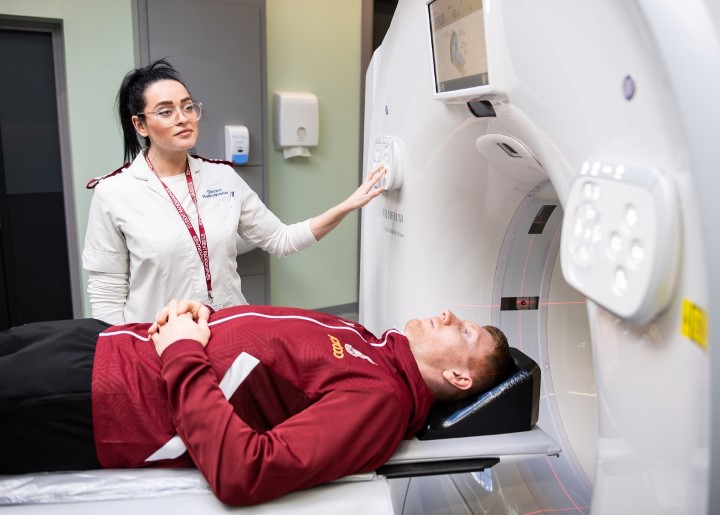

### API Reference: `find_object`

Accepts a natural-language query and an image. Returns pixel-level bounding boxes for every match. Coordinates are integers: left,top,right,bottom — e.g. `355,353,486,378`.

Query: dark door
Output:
0,28,73,329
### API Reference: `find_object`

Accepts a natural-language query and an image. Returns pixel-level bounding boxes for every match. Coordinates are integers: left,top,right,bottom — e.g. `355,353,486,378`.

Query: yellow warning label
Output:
681,299,708,350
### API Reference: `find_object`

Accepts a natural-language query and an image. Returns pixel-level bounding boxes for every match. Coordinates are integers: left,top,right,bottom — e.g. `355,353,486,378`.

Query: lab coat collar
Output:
129,152,200,181
131,152,202,200
187,154,202,175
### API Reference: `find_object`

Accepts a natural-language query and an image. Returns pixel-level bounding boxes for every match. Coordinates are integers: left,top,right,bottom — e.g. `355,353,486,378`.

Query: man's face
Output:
404,310,494,371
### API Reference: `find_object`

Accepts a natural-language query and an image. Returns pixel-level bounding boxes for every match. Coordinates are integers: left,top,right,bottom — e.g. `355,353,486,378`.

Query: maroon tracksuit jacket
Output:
91,305,435,505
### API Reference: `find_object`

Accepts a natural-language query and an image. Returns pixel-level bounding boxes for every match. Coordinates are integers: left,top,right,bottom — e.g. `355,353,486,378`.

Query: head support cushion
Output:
418,347,540,440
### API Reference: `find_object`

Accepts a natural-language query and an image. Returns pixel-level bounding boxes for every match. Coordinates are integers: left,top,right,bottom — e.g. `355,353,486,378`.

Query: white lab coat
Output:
82,153,316,324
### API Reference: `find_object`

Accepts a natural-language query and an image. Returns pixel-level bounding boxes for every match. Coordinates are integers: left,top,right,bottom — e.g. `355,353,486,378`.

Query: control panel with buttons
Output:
371,136,405,191
560,162,680,324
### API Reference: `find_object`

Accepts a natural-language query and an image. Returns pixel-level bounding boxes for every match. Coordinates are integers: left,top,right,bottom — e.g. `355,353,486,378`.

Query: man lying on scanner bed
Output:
0,299,514,506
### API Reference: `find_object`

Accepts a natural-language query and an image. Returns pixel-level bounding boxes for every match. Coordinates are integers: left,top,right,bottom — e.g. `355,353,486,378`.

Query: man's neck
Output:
411,355,443,400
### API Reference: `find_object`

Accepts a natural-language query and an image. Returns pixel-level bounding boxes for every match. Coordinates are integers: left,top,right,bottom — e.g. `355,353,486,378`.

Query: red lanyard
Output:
144,154,213,301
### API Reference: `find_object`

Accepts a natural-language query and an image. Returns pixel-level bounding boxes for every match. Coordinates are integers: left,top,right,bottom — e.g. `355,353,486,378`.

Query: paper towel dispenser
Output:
273,91,319,158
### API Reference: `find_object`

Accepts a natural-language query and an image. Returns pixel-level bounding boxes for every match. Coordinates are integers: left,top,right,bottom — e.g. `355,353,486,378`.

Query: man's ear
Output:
132,115,149,138
442,369,473,391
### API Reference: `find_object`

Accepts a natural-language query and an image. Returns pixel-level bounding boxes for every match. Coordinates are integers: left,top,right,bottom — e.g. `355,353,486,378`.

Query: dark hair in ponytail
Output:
116,59,188,162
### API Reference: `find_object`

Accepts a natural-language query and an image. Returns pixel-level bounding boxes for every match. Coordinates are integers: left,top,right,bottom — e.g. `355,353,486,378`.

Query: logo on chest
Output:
327,334,377,365
201,187,230,199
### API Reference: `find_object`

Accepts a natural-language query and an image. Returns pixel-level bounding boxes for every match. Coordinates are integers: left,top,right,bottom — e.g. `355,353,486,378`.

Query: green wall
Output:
266,0,363,309
0,0,136,316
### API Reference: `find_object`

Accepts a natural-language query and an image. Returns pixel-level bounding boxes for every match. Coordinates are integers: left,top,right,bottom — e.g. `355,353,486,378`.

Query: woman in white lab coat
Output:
83,59,384,324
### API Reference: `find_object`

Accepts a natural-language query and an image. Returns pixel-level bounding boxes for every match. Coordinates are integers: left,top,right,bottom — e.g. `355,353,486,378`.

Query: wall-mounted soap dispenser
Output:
225,125,249,165
272,92,319,159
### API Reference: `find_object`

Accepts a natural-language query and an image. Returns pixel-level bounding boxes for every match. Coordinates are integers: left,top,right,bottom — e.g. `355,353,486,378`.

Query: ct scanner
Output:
359,0,716,513
1,1,718,513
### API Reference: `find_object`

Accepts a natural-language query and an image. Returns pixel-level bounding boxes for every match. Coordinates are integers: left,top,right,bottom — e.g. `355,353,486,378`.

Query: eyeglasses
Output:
136,102,203,126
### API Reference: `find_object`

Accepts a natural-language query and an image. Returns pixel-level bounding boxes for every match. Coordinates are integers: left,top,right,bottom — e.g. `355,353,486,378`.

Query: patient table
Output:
0,349,559,514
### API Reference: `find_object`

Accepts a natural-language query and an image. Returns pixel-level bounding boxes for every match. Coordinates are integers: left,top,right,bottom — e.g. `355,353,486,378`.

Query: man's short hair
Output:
465,325,514,397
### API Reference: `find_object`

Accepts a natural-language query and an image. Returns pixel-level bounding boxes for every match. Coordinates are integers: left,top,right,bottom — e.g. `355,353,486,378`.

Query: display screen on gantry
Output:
428,0,488,94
